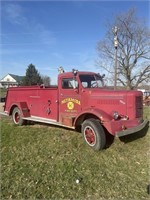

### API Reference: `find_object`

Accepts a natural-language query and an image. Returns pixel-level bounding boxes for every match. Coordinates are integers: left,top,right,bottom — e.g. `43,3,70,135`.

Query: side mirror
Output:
102,74,105,78
72,79,78,89
72,79,79,93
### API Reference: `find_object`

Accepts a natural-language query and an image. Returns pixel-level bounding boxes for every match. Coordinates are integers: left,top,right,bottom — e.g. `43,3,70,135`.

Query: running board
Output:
23,116,75,129
0,111,8,116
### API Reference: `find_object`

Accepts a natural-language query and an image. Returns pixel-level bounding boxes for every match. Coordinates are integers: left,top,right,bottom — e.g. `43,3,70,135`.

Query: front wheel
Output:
82,119,106,151
12,107,25,125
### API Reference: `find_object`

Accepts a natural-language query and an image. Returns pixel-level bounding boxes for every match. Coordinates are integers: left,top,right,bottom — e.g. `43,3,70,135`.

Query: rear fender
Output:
9,102,30,117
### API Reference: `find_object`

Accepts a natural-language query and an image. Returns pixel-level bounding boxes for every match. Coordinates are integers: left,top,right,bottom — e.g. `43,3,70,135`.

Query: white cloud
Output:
0,48,44,55
2,2,57,45
34,24,57,45
51,52,64,59
3,3,27,25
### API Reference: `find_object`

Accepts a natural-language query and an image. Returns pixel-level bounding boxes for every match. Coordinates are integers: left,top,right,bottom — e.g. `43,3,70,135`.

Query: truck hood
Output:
83,89,142,119
89,89,142,100
90,88,141,96
89,89,128,107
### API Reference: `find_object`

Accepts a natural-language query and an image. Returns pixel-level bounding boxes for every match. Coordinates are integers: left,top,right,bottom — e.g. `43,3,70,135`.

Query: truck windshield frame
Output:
79,74,104,88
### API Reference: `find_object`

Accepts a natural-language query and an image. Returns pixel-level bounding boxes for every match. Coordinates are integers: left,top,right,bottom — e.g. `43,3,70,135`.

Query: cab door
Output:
59,77,81,127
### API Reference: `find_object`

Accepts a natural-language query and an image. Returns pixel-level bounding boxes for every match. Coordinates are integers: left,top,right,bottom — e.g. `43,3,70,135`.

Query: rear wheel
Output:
12,107,25,125
82,118,106,151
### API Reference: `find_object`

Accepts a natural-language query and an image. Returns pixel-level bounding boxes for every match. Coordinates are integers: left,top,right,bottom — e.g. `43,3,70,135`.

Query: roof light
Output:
72,69,78,76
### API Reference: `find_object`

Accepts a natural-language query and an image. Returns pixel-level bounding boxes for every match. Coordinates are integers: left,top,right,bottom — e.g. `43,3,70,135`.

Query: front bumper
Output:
115,119,149,137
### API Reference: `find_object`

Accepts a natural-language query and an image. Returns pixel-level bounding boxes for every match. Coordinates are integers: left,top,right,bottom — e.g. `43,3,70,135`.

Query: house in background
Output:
0,74,24,88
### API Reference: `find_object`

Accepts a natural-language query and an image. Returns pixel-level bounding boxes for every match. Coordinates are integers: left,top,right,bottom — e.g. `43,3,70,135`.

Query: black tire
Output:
12,107,25,125
82,118,106,151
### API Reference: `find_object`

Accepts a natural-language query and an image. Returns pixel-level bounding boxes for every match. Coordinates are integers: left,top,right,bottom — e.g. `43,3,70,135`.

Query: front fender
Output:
74,108,112,127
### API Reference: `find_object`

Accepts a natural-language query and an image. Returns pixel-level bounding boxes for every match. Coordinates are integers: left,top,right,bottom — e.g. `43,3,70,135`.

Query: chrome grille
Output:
135,96,143,118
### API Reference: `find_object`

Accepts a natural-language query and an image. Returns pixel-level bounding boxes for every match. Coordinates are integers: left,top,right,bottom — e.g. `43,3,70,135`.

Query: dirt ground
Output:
0,103,5,112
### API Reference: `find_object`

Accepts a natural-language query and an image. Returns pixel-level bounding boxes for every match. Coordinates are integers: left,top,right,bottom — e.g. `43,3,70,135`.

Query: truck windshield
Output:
79,74,103,88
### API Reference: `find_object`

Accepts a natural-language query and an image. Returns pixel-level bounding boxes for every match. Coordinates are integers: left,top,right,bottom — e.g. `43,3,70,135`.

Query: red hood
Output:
90,89,142,96
82,89,143,119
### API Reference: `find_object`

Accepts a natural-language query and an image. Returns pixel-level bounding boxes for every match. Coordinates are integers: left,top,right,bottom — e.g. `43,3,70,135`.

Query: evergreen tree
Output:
23,64,43,86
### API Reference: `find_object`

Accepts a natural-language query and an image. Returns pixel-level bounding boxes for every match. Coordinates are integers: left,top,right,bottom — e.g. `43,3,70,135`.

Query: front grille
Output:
135,96,143,118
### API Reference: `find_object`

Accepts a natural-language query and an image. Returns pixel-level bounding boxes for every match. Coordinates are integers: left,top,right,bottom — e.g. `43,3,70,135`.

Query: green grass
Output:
0,88,7,97
1,108,150,199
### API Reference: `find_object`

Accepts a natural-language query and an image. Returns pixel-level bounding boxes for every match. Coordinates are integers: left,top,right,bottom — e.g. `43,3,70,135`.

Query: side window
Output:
62,78,78,89
81,82,88,88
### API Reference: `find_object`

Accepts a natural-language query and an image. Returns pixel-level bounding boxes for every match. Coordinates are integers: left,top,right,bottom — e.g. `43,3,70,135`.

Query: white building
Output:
0,74,24,88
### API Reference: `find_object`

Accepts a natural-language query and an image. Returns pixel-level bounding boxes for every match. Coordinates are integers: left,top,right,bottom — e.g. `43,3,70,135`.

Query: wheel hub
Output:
14,112,20,123
84,126,96,146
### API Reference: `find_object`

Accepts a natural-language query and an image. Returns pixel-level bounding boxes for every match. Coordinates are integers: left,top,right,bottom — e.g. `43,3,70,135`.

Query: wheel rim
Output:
84,126,96,146
14,112,20,123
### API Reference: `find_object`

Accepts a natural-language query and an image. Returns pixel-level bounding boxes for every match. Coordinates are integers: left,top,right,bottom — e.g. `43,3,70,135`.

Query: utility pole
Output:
112,26,119,90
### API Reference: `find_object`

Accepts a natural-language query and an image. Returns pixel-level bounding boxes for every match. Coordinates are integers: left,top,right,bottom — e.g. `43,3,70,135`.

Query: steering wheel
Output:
91,82,98,88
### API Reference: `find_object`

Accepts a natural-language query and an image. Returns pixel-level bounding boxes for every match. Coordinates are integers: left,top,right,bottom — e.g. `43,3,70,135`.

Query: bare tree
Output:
41,75,51,86
96,8,150,89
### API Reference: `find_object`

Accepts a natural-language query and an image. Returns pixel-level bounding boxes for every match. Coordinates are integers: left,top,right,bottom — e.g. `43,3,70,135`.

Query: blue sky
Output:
1,0,149,84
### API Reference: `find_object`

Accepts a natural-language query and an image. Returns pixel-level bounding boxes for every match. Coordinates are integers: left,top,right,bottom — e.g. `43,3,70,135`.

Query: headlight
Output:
113,111,119,120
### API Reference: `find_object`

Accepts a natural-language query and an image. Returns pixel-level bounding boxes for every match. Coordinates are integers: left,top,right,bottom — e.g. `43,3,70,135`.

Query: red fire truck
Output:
2,69,149,150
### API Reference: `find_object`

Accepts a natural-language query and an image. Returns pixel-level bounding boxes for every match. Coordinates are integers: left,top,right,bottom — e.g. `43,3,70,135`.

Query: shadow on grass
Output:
119,124,149,143
26,120,76,133
104,127,115,149
7,117,149,149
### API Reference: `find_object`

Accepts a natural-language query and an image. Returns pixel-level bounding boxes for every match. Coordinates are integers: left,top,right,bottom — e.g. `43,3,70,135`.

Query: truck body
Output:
3,70,149,150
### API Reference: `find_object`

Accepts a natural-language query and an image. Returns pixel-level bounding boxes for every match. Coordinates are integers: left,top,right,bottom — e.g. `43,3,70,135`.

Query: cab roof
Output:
58,71,97,78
